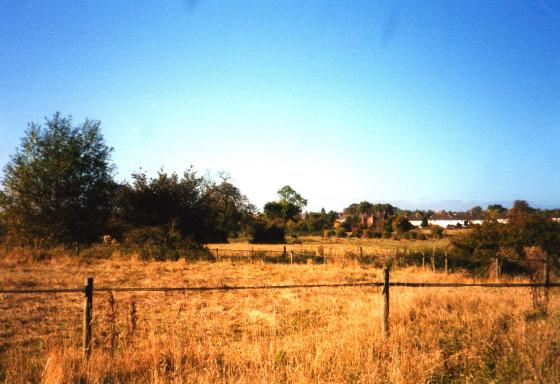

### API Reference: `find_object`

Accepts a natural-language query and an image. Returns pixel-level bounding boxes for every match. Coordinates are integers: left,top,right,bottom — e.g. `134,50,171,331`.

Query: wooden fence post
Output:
83,277,93,359
283,246,287,259
444,252,449,274
544,257,550,303
431,247,436,271
382,265,390,338
290,250,294,265
495,257,500,281
215,248,219,261
422,251,425,269
360,246,363,258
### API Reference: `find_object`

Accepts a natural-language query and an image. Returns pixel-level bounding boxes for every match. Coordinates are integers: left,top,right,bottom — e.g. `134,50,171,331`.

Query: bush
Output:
249,220,285,244
362,229,374,239
350,228,363,238
404,231,418,240
430,225,444,239
335,229,347,238
123,226,209,261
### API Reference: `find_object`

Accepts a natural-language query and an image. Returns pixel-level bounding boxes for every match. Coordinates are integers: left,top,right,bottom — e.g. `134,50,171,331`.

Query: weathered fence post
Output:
360,246,363,258
382,264,390,338
83,277,93,359
422,251,425,269
431,247,436,271
283,246,287,259
444,252,449,274
544,257,550,303
290,250,294,265
495,257,500,281
215,248,219,261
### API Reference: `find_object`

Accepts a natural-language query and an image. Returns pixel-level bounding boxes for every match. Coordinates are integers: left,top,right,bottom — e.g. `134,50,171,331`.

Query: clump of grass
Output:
106,291,118,354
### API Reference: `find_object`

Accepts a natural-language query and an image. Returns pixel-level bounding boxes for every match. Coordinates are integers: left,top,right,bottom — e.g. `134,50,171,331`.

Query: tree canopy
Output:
264,185,307,222
118,169,255,243
0,113,116,244
452,201,560,269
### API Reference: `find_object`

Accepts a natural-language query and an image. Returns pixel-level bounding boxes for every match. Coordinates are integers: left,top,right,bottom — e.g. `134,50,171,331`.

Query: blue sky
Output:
1,1,559,211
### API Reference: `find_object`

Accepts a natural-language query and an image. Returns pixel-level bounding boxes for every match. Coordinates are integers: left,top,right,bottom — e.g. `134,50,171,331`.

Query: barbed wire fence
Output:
1,265,558,360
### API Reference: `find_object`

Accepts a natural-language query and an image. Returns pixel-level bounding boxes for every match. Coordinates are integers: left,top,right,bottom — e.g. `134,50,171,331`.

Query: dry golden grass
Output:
1,248,559,383
209,237,450,257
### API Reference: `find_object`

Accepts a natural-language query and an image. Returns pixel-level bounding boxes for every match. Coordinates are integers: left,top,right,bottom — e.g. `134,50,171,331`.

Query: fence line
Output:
2,281,560,295
1,270,557,360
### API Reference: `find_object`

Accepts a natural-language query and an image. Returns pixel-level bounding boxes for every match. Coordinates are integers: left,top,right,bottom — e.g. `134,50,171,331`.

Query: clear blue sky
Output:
1,1,559,211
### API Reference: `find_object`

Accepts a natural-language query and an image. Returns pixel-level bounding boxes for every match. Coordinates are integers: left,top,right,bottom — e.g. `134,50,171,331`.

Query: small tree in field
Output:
263,185,307,222
0,113,116,245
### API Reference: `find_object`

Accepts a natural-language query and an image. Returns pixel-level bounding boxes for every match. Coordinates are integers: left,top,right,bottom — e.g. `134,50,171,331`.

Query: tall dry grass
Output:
1,252,559,383
210,236,450,255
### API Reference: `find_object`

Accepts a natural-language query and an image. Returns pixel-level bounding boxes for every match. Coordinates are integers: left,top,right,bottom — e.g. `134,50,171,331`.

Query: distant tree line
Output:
0,113,255,249
1,113,559,263
452,200,560,274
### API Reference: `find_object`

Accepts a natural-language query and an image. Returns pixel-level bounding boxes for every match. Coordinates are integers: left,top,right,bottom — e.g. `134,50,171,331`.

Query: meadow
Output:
1,238,559,383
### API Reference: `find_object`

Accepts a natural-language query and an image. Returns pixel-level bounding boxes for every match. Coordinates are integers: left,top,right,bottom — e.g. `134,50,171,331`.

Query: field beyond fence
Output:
1,241,559,383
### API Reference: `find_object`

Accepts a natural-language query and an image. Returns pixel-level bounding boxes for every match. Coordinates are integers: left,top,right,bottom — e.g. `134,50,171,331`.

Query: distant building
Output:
409,211,495,228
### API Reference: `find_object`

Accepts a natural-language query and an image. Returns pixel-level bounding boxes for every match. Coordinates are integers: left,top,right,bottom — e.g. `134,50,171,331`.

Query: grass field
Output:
1,239,559,383
209,236,451,256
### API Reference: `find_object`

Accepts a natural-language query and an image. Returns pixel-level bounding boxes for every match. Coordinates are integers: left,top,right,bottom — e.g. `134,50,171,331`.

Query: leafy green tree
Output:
509,200,535,226
487,204,507,220
382,217,394,235
205,177,256,241
468,205,484,216
118,168,253,243
0,113,116,244
343,202,397,218
278,185,307,211
264,186,307,222
358,201,373,214
392,215,413,233
263,201,285,221
453,202,560,270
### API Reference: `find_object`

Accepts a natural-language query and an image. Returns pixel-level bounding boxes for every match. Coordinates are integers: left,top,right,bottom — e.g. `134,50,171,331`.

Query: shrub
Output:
123,226,208,261
430,225,444,239
335,229,347,238
350,228,363,238
404,231,418,240
249,220,285,244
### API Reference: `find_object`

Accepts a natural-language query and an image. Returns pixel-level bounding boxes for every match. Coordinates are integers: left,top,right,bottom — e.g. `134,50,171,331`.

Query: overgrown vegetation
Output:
452,200,560,274
1,259,560,383
1,113,559,270
0,114,256,254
